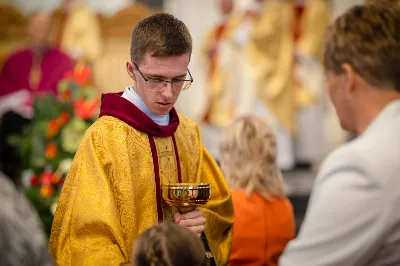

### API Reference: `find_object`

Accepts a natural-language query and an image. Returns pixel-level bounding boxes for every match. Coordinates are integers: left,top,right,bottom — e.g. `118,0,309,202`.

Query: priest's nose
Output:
161,82,173,100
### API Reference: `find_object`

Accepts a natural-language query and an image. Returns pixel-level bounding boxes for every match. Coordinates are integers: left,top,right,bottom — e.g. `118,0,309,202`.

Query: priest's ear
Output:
126,61,137,81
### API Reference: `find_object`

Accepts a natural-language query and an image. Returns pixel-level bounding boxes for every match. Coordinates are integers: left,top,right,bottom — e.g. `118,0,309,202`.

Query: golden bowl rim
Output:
161,183,211,190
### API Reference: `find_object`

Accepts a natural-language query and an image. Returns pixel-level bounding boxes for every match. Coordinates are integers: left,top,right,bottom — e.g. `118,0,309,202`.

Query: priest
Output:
292,0,331,168
0,11,73,100
200,0,240,161
49,13,234,266
54,0,102,62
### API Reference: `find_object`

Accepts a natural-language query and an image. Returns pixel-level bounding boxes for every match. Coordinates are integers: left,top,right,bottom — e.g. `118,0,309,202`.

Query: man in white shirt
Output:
279,5,400,266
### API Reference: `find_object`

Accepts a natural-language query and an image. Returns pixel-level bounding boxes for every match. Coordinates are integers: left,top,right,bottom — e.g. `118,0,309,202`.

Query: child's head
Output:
219,114,285,200
131,222,208,266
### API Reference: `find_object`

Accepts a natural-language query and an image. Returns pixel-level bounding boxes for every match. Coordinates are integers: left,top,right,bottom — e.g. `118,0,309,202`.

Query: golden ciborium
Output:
161,183,211,214
161,183,216,265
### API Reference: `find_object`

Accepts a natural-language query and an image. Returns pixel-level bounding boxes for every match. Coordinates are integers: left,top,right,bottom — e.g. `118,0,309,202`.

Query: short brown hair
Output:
365,0,400,8
323,6,400,91
132,222,208,266
219,114,285,200
130,13,192,64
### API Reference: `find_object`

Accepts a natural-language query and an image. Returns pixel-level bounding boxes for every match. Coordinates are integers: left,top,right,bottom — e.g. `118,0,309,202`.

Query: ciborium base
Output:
176,205,196,214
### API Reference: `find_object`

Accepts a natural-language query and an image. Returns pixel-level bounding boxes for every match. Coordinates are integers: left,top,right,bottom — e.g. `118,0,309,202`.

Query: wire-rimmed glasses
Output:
133,63,193,92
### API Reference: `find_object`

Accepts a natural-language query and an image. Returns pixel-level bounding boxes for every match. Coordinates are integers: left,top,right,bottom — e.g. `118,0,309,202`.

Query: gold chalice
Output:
162,183,216,264
161,183,211,214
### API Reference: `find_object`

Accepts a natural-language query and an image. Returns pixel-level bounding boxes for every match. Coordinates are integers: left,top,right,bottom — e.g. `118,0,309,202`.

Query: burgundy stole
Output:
99,92,182,222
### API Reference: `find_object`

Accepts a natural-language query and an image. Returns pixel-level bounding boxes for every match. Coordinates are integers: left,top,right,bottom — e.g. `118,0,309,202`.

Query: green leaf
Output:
7,135,22,147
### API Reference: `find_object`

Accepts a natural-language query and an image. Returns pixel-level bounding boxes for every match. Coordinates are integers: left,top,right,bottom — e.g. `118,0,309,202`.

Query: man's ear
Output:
342,63,356,99
126,61,136,81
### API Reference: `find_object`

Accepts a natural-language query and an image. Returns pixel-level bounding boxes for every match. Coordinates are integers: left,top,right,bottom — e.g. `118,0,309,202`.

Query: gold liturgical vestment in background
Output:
246,0,296,135
52,3,102,62
49,93,234,265
200,14,243,126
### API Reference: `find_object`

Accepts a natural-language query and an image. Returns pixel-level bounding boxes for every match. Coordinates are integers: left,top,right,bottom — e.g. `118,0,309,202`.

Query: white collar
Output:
121,86,170,126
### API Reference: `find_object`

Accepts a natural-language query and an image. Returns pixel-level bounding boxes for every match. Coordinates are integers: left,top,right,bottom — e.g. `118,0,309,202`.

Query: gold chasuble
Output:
49,93,234,265
200,15,242,125
59,4,102,62
246,0,296,135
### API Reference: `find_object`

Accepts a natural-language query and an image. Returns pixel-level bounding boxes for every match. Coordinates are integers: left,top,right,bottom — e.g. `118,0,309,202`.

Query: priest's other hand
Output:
174,210,206,238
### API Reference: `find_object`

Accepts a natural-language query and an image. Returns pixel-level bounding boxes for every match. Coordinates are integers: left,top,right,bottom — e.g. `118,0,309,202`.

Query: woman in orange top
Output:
220,114,296,266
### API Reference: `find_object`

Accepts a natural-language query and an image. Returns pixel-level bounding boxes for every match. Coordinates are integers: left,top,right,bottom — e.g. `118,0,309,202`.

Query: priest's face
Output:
27,12,51,53
220,0,234,15
127,52,190,115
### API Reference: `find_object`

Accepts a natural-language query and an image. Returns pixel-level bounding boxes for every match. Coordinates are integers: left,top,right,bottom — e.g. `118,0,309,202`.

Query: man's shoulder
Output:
94,115,131,128
316,140,369,184
175,114,203,147
177,113,200,133
321,141,360,166
317,134,396,187
4,48,31,62
46,48,72,62
84,116,133,139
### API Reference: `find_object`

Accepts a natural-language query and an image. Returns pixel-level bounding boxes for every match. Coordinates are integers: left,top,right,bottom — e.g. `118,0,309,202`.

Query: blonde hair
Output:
323,5,400,91
219,114,285,200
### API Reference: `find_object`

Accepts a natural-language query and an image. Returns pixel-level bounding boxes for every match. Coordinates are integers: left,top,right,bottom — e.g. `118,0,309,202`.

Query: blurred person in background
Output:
291,0,331,170
0,116,52,266
280,6,400,265
0,171,53,266
200,0,236,161
52,0,102,62
220,114,296,266
0,11,73,109
0,111,30,186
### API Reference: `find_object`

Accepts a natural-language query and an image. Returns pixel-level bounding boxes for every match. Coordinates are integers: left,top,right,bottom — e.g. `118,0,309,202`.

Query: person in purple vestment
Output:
0,11,73,102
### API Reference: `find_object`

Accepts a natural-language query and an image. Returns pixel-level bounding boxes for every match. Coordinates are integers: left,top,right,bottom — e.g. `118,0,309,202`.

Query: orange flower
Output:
39,171,55,197
61,88,72,101
74,99,99,120
46,120,60,139
58,112,70,125
51,173,61,184
64,63,91,86
40,185,54,197
45,143,58,159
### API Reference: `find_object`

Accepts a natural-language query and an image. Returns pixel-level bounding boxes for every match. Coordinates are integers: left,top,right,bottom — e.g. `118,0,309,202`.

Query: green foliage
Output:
25,187,55,236
9,67,99,235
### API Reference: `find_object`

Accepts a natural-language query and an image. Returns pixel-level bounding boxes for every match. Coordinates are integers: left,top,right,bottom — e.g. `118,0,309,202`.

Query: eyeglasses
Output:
133,63,193,92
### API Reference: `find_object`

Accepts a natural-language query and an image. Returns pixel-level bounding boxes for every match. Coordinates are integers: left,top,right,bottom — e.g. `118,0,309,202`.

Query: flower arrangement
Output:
10,64,99,235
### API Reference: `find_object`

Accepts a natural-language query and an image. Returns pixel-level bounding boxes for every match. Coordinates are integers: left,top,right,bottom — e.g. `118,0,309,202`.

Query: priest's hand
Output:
174,210,206,238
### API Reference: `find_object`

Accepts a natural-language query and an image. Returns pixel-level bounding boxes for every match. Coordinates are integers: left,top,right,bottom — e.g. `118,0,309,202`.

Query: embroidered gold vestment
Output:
49,93,234,266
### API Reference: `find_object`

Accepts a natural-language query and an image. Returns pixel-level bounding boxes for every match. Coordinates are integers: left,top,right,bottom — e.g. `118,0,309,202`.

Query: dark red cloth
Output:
99,92,182,223
148,135,163,223
99,92,180,137
0,48,73,97
293,6,305,42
